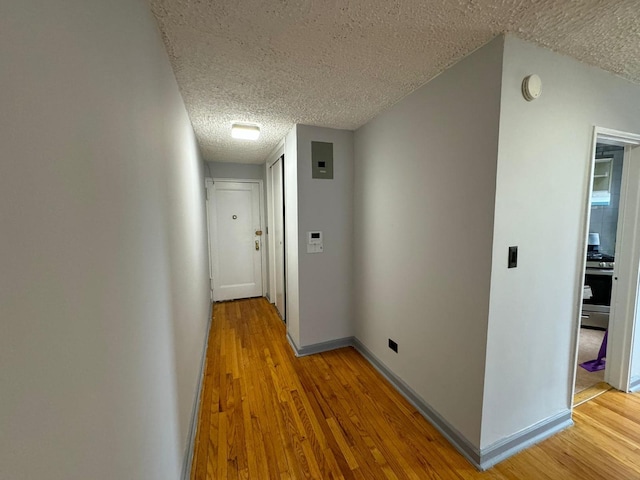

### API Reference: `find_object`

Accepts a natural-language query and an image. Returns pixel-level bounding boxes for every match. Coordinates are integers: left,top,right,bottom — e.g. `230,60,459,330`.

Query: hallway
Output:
191,298,640,479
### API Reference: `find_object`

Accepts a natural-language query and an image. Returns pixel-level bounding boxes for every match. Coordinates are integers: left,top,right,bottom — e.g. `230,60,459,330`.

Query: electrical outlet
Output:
388,339,398,353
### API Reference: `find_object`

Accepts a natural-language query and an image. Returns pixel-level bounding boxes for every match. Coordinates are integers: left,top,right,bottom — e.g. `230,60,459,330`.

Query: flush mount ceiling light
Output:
231,123,260,140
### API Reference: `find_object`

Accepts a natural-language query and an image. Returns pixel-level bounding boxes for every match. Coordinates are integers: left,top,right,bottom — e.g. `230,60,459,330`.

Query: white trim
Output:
265,146,284,304
205,178,214,300
571,127,640,400
264,161,272,303
594,127,640,146
569,129,599,403
265,139,285,167
209,178,268,299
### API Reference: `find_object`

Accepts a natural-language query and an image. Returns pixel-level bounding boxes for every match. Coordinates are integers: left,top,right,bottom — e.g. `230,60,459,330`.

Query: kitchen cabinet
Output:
592,157,613,206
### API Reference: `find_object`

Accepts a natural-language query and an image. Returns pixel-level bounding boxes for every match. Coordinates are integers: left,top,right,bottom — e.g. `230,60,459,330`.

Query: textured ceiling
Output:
149,0,640,164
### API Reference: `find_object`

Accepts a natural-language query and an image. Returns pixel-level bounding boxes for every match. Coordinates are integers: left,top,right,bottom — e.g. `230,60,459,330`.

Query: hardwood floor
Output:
191,298,640,479
573,381,612,407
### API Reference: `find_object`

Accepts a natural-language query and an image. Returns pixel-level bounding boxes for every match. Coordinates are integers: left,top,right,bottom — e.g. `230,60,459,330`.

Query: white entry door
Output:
210,181,263,301
271,158,286,319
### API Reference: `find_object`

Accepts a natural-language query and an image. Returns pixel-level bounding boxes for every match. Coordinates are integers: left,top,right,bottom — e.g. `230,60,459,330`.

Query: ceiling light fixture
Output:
231,123,260,140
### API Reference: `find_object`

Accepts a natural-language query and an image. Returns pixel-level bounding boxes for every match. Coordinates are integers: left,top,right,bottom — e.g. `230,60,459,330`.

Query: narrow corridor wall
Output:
353,37,504,448
0,1,211,478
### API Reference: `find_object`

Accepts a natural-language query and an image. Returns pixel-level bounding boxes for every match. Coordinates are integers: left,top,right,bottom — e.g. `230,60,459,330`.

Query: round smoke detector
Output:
522,74,542,101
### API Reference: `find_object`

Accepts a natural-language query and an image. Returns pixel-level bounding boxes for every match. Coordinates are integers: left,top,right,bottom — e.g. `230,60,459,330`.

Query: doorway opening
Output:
573,128,640,406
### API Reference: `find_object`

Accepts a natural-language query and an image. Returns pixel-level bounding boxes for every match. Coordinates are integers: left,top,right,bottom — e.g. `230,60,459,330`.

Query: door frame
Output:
267,154,286,320
572,126,640,399
206,177,267,300
266,145,285,307
205,178,214,300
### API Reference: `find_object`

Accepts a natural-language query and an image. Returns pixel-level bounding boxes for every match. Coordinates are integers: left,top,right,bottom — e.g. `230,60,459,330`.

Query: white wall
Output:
0,1,211,479
481,35,640,448
353,37,504,447
296,125,354,346
206,161,264,180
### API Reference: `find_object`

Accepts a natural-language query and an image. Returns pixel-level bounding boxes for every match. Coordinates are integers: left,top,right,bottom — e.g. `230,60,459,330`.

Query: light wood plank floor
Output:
191,298,640,479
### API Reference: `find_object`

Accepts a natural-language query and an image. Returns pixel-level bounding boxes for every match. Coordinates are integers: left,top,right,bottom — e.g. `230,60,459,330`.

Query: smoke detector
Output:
522,74,542,101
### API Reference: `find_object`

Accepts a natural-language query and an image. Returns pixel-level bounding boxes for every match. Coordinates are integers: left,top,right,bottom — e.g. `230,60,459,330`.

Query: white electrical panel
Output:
307,231,323,253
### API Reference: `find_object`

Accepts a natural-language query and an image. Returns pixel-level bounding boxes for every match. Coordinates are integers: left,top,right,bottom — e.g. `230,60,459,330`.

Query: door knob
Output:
255,240,260,251
255,230,263,236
